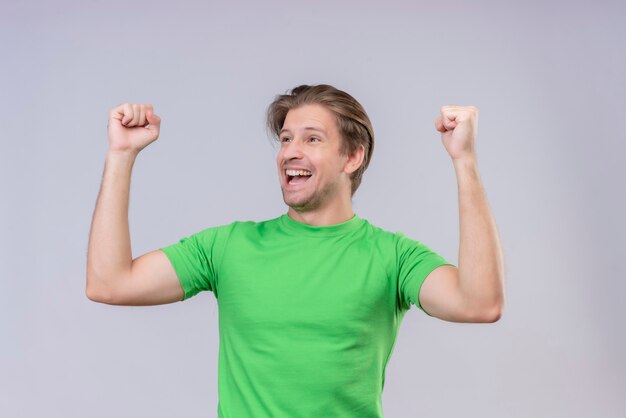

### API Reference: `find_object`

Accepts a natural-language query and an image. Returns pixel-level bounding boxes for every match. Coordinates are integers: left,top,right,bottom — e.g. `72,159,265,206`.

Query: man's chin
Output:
284,199,315,212
282,191,317,212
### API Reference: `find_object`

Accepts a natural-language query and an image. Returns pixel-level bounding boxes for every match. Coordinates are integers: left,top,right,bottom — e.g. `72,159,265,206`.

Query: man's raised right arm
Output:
86,104,184,306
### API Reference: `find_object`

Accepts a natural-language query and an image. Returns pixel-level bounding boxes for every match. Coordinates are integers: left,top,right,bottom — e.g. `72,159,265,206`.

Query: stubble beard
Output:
281,178,339,213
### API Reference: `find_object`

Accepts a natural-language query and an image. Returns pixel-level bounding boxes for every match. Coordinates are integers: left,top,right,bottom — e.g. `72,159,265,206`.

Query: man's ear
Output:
344,144,365,175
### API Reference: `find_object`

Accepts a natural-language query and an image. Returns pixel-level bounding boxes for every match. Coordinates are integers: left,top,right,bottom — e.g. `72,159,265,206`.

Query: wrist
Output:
106,148,139,161
452,156,482,187
105,149,139,173
452,155,478,170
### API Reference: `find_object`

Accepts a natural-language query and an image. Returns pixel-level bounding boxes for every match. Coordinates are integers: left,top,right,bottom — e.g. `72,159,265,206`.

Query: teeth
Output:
286,169,312,176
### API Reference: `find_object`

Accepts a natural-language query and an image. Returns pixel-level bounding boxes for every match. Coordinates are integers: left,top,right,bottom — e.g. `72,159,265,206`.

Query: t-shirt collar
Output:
279,213,364,237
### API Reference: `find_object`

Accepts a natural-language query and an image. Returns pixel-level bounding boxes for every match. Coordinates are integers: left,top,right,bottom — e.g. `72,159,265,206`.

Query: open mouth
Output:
286,169,313,185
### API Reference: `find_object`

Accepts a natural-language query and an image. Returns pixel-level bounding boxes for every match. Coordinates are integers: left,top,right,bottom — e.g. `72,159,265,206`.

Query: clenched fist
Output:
435,105,478,161
108,103,161,154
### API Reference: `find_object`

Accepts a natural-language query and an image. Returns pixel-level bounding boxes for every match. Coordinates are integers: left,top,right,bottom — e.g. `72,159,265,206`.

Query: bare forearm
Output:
86,151,138,295
453,157,505,314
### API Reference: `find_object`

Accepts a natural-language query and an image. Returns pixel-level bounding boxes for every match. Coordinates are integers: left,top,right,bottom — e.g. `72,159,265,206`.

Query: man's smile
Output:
285,169,313,185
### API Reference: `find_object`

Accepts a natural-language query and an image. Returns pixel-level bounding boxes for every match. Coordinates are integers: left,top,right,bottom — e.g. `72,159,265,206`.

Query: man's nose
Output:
282,139,304,159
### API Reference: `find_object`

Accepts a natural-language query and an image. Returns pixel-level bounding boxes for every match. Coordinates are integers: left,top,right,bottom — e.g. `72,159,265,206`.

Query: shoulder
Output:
357,217,419,247
360,219,448,271
193,216,286,243
193,216,280,234
229,216,283,233
354,218,412,260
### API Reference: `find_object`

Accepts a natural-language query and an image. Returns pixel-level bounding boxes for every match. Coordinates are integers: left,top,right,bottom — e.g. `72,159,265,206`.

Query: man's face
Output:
277,103,350,212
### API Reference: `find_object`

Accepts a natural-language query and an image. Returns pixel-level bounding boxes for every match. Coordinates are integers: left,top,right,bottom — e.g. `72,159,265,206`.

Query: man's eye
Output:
309,137,320,142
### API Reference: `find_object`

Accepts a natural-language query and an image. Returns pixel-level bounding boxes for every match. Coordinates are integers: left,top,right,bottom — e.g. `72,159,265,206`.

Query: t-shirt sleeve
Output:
396,232,456,315
159,225,228,301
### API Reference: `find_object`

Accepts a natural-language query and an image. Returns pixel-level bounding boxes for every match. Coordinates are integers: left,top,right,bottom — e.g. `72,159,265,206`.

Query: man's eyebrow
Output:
279,127,327,135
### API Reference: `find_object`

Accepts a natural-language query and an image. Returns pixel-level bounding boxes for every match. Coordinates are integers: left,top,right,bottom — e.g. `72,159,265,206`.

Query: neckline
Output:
279,213,365,237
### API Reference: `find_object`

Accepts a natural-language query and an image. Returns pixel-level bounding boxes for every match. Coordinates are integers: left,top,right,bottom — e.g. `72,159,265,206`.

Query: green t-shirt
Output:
160,214,454,418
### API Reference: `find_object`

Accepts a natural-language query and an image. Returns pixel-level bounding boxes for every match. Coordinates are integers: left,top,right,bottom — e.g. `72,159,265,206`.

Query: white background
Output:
1,0,624,416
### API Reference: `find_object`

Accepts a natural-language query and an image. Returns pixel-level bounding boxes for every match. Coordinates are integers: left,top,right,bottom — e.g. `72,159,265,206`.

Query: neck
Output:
287,196,354,226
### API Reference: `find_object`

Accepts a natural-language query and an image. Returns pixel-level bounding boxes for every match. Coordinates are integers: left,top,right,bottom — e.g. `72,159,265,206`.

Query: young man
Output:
86,84,504,417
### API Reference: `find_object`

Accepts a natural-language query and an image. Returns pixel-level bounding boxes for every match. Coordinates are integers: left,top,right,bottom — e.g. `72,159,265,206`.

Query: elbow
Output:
483,305,503,323
85,285,110,304
473,279,505,323
85,274,115,304
477,300,504,323
85,285,103,303
464,295,504,323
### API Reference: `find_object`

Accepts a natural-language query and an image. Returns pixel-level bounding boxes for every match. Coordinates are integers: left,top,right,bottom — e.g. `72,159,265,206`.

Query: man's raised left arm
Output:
418,105,505,323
